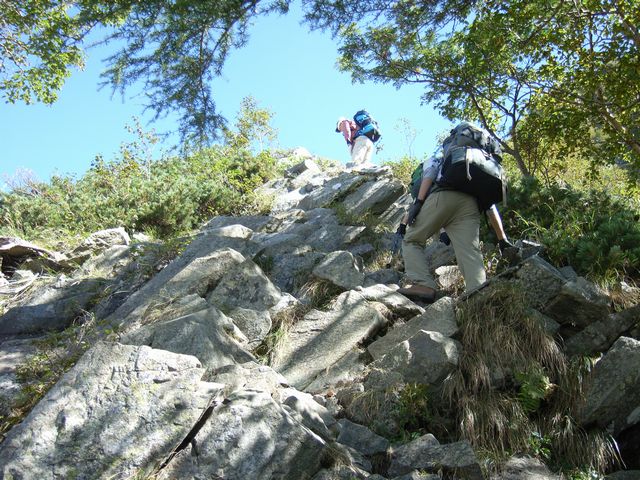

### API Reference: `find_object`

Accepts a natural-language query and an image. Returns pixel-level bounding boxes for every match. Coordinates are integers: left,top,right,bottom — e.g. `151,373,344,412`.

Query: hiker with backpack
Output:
391,157,513,256
335,110,382,169
397,121,511,303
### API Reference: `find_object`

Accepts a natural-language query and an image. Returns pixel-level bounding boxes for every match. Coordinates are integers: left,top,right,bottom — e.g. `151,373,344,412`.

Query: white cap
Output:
335,117,347,132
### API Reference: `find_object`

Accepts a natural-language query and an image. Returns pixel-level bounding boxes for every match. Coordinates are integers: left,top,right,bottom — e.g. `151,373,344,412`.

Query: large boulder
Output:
367,297,457,361
371,330,460,386
271,290,387,389
269,251,326,294
157,389,327,480
120,307,255,371
71,244,132,279
543,277,611,328
227,307,273,348
0,336,39,416
65,227,130,265
0,342,223,480
357,284,424,318
564,305,640,356
297,173,367,210
0,236,64,275
206,258,283,311
312,251,365,290
336,418,390,456
341,178,405,218
304,347,370,394
511,256,568,310
0,277,110,335
106,247,246,330
580,337,640,435
387,437,483,479
490,455,561,479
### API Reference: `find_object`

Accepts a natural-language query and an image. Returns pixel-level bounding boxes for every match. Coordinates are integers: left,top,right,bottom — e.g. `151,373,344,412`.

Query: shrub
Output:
383,155,421,186
0,145,280,242
500,177,640,282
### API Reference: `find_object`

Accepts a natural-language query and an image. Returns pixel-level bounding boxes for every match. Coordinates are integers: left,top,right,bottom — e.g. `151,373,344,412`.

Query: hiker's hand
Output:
391,224,407,254
439,231,451,246
407,199,424,226
499,238,515,254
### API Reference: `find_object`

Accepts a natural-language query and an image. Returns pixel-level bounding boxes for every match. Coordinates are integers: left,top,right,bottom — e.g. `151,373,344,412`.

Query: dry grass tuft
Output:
458,391,533,455
253,304,309,365
544,413,621,473
438,281,620,474
298,278,344,310
456,282,566,379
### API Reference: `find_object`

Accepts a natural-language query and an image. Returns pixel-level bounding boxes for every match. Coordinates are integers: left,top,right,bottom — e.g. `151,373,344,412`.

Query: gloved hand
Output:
439,231,451,246
406,199,424,225
498,238,515,254
391,224,407,254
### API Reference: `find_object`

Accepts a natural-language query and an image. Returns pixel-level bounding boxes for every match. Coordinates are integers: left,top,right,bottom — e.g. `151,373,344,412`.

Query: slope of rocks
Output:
1,151,639,479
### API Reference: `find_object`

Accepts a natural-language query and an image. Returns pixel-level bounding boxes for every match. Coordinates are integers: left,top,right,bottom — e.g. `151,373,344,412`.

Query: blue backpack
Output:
353,110,382,143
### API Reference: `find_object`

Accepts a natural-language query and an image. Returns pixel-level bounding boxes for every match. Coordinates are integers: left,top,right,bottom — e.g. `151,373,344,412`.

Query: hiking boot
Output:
397,285,437,303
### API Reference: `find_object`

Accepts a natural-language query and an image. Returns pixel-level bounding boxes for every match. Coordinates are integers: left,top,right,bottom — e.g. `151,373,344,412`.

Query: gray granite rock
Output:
388,438,482,479
490,455,561,479
512,256,567,310
544,277,611,328
120,307,254,371
336,418,390,456
564,305,640,356
0,342,223,480
272,290,387,389
297,173,367,210
580,337,640,435
372,330,460,386
207,258,283,311
0,276,110,334
357,284,424,318
313,251,365,290
106,247,246,331
342,178,405,218
367,297,457,361
158,389,327,480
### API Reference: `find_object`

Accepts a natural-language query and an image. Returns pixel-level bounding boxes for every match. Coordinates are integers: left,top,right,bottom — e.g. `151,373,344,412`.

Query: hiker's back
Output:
353,110,382,143
436,121,505,211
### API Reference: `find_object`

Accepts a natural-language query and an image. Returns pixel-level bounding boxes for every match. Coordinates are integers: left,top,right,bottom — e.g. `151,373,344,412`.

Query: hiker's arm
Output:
487,204,515,254
487,205,507,240
340,122,352,144
416,177,433,202
406,177,433,225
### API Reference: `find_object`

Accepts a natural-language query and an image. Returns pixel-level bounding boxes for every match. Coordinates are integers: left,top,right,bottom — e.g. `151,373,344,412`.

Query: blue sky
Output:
0,4,451,189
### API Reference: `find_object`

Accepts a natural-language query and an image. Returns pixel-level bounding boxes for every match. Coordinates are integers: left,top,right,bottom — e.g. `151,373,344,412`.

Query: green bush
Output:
0,146,280,242
383,155,421,186
500,177,640,282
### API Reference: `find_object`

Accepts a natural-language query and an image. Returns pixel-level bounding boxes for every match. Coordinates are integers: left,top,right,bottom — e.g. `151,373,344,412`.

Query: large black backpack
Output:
437,122,506,211
353,110,382,143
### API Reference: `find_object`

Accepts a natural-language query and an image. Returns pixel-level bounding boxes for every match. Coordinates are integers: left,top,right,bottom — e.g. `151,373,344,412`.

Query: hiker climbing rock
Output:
391,153,513,258
335,110,381,169
397,121,510,302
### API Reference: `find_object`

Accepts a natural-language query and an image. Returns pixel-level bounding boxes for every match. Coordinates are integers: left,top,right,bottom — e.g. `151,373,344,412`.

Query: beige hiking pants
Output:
350,135,374,165
402,190,486,291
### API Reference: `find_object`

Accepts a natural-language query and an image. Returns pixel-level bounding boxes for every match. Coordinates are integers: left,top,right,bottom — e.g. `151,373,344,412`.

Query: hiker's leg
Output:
351,136,372,165
362,137,374,165
402,192,449,290
444,191,485,291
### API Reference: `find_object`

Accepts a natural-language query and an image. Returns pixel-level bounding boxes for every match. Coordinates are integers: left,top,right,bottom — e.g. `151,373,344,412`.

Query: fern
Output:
515,367,553,414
